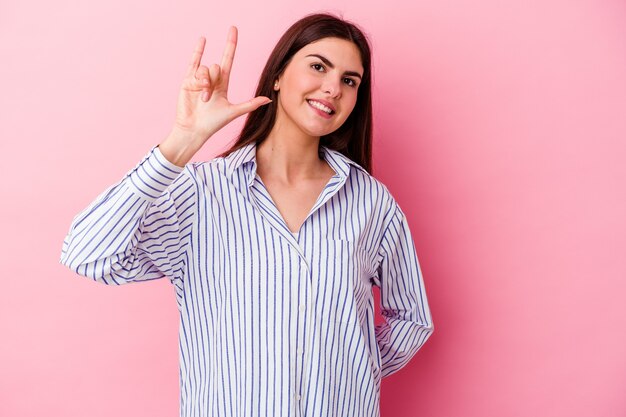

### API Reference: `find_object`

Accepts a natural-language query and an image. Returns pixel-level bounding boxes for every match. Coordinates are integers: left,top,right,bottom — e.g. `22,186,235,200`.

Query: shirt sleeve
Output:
373,202,435,378
59,145,197,286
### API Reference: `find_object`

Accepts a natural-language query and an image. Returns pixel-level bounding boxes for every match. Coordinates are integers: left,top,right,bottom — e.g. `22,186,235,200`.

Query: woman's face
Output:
274,37,364,139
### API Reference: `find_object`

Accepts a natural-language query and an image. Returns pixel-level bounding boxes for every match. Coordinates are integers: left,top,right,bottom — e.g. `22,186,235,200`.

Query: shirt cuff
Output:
126,145,186,200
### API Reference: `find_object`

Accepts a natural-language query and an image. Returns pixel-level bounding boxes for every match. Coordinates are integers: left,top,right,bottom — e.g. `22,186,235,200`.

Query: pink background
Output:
1,0,625,416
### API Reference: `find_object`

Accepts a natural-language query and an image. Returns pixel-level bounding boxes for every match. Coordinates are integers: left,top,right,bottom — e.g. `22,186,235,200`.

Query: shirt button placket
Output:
295,259,311,416
297,303,306,357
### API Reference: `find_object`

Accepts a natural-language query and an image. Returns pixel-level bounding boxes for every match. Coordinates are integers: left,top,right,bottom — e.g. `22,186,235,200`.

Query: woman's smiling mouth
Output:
307,99,335,118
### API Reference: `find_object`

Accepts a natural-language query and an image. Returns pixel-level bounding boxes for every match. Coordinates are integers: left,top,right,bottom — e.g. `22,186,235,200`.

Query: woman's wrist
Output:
158,127,208,167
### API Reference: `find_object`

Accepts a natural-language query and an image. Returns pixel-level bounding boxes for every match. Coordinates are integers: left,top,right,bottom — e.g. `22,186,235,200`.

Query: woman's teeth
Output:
307,100,333,114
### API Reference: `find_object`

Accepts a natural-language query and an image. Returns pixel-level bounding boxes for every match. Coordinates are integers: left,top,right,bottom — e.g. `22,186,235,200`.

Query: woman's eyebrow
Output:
305,54,363,79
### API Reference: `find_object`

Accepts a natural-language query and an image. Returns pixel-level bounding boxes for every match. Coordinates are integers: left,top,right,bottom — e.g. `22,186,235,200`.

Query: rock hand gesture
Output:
159,26,272,167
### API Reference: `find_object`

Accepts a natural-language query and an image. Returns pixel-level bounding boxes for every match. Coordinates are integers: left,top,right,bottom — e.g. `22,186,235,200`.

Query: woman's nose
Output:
321,77,342,98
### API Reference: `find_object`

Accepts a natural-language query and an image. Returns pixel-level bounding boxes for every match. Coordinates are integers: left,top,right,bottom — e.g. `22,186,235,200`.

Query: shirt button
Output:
297,348,303,355
299,304,306,312
296,394,301,401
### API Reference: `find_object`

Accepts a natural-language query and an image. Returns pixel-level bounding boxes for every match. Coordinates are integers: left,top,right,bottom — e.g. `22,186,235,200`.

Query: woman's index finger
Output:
220,26,237,78
187,36,206,77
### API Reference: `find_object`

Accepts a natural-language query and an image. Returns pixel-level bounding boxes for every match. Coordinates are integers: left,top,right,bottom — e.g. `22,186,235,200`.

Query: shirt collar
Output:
224,141,367,185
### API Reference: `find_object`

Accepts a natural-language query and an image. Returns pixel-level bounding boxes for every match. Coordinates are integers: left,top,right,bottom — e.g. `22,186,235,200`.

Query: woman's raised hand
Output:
159,26,272,166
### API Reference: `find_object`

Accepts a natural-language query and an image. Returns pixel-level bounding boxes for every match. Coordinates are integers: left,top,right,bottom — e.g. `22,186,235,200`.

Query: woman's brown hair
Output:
217,12,374,174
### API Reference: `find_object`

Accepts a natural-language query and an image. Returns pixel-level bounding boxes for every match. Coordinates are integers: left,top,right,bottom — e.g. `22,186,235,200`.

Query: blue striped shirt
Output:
60,142,434,417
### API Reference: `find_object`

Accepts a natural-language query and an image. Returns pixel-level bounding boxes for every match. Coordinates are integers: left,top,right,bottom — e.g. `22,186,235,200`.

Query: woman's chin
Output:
300,121,340,138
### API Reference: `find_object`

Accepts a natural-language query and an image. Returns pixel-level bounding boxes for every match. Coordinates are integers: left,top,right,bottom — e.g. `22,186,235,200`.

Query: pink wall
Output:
1,0,625,416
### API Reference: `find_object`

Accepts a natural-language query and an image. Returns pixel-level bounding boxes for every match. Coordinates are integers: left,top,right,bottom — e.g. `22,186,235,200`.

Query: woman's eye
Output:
311,63,357,87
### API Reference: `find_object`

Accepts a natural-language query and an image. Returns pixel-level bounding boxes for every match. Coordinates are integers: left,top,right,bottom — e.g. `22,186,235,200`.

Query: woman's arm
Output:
59,145,196,286
60,27,272,285
373,202,435,378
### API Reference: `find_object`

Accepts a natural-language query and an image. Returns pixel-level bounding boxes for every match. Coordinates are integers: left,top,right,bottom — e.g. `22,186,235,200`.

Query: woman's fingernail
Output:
202,91,209,101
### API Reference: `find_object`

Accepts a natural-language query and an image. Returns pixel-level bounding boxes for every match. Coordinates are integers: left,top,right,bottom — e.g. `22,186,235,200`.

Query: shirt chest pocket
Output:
313,239,373,326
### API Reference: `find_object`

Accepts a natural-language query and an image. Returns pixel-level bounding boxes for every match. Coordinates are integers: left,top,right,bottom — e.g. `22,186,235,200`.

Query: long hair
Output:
216,12,374,174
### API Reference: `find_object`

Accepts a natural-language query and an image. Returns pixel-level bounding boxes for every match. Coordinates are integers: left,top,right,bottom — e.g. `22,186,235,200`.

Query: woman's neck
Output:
256,125,327,184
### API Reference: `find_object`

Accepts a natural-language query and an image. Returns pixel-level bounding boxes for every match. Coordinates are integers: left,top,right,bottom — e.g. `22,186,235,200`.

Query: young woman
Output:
60,12,434,417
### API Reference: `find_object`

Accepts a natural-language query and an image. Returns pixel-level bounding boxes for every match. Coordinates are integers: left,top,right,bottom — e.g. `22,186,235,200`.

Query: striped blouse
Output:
60,141,434,417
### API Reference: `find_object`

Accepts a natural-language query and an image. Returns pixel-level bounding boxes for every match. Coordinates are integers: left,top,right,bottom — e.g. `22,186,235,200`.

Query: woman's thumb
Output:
235,96,272,116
